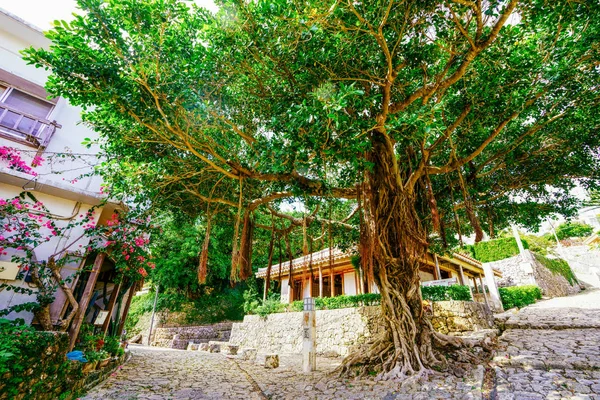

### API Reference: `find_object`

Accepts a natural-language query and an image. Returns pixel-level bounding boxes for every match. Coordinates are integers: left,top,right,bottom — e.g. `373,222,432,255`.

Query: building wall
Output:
0,182,103,323
0,13,106,323
0,11,103,193
343,271,356,295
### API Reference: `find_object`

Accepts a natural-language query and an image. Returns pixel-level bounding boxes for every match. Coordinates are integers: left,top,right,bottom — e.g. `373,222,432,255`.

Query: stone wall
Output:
151,322,233,349
485,250,580,297
430,300,494,334
230,301,493,357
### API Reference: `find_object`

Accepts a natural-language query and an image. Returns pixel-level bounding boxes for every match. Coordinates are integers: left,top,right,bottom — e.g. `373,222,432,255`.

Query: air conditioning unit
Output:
0,261,20,280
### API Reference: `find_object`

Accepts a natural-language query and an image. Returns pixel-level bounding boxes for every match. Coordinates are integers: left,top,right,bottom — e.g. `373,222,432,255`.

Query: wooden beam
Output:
101,280,121,335
68,252,105,351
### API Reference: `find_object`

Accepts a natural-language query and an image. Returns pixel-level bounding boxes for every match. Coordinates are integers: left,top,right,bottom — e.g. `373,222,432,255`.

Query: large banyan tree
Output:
26,0,599,379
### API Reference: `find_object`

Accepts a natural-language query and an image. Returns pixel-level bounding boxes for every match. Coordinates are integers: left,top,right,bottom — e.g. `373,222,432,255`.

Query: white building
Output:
0,10,134,342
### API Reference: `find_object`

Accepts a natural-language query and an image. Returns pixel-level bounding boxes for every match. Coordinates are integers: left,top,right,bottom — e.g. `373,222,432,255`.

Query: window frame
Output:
0,84,58,148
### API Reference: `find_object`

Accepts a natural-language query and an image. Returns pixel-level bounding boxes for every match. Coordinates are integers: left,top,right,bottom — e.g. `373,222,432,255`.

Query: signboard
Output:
94,310,109,326
421,277,457,287
0,261,20,280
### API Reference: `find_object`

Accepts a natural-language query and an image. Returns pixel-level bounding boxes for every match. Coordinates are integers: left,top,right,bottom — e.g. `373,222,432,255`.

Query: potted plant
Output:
97,350,111,369
82,350,102,373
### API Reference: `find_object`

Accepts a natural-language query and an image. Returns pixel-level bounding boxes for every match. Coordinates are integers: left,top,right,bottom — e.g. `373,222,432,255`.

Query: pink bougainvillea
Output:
0,146,42,175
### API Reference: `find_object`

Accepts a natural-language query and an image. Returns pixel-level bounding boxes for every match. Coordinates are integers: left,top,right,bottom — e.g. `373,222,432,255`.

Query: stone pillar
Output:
482,263,503,311
302,297,316,373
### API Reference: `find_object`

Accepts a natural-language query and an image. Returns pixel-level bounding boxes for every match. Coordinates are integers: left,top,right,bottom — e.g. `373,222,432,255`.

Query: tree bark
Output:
339,131,439,379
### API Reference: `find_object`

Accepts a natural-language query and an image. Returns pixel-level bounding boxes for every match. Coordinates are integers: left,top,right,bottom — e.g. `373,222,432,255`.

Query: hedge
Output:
463,237,529,263
0,319,84,400
248,286,472,316
533,253,578,285
421,285,472,301
555,222,593,240
498,285,542,309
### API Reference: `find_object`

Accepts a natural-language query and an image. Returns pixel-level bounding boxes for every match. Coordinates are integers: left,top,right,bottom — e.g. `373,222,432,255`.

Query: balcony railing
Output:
0,103,61,148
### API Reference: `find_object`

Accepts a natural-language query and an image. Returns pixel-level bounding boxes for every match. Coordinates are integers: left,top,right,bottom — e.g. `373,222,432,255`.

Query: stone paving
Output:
493,289,600,400
82,289,600,400
83,345,485,399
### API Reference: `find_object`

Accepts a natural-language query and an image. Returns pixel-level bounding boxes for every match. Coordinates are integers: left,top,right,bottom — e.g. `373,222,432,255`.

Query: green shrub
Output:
522,234,555,255
498,285,542,309
463,237,528,263
421,285,472,301
254,298,285,317
0,319,82,399
102,336,121,357
533,254,578,285
555,222,593,240
244,288,473,316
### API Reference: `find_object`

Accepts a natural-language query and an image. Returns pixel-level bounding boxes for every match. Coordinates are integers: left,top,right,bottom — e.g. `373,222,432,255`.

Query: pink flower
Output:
125,255,130,260
138,268,148,277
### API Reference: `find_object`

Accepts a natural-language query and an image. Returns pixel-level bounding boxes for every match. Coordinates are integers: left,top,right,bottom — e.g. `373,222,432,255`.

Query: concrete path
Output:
494,289,600,399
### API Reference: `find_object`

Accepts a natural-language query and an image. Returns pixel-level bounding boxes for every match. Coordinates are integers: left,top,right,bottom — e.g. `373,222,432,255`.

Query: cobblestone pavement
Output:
493,289,600,400
83,346,485,400
83,290,600,400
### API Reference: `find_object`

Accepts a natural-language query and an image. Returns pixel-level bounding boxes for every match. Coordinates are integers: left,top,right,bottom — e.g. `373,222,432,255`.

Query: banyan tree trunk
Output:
339,131,440,379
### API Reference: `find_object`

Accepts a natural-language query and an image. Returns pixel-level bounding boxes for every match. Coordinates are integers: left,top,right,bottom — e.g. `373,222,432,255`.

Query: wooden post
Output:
330,269,334,297
101,280,121,335
117,283,136,336
458,264,466,285
479,274,490,309
434,254,442,281
68,252,105,351
318,265,323,298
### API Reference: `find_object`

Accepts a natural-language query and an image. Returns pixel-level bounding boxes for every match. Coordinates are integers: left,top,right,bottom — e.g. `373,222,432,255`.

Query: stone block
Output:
223,344,239,355
208,344,220,353
239,348,257,361
187,343,199,351
199,343,209,351
264,354,279,369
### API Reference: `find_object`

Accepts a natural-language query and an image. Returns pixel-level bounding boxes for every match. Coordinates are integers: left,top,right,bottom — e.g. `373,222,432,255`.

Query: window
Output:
0,86,56,146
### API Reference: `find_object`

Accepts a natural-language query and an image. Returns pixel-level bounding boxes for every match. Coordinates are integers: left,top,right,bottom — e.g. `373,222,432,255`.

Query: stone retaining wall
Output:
151,322,233,349
485,250,580,297
430,300,494,334
230,301,493,357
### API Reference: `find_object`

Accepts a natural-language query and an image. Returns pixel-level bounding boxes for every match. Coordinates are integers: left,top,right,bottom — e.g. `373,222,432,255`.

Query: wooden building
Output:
256,248,503,309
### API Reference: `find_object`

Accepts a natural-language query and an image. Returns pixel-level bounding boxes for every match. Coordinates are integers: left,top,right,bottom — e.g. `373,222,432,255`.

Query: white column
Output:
302,297,316,373
482,263,503,312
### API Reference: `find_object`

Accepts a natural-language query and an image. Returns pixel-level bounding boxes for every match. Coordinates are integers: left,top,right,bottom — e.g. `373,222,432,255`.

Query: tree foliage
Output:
24,0,600,378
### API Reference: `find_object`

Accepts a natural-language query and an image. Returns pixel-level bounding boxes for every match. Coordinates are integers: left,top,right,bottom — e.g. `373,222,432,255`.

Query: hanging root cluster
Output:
336,132,493,382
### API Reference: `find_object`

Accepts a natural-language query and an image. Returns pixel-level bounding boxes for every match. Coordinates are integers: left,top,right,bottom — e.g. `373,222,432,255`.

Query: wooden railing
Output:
0,103,61,148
